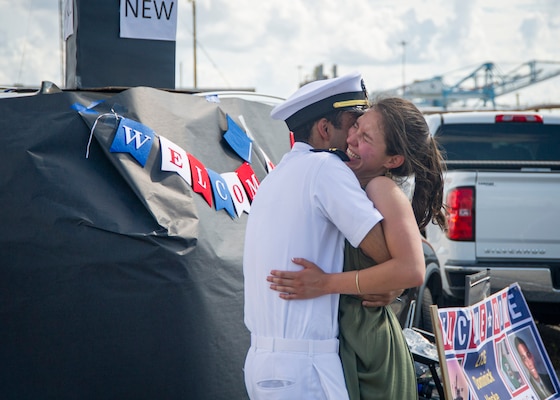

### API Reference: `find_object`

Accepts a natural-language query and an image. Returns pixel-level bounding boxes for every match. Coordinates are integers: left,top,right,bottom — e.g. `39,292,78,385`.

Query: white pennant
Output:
159,136,192,185
259,148,275,173
221,172,251,217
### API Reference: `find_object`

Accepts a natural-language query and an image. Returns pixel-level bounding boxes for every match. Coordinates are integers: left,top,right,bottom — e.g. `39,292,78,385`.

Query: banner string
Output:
85,109,120,159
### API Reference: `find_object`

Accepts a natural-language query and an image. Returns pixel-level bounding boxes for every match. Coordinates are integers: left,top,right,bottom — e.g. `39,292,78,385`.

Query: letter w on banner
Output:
110,118,154,166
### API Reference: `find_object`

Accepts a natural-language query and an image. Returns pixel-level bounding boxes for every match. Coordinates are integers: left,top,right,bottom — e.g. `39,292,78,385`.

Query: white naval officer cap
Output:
270,71,369,131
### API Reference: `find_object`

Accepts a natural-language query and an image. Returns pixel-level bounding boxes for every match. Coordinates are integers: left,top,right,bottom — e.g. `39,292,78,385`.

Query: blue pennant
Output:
224,115,253,163
207,168,236,219
71,99,104,114
110,118,155,167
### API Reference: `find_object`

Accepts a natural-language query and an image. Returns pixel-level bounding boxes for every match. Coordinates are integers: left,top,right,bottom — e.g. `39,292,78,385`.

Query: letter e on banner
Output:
187,153,212,207
159,136,192,185
222,172,250,217
236,162,259,201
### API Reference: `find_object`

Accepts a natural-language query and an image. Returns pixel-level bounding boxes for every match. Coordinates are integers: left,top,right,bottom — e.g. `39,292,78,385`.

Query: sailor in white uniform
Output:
243,72,384,400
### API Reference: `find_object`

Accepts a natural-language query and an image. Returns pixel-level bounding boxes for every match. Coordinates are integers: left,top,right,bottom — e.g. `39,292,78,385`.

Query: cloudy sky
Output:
1,0,560,108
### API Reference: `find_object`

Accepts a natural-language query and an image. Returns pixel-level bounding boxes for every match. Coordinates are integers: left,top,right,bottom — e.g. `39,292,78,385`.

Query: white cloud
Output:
1,0,559,108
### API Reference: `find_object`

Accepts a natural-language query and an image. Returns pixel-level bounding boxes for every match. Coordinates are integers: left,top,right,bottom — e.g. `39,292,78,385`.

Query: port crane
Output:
376,60,560,109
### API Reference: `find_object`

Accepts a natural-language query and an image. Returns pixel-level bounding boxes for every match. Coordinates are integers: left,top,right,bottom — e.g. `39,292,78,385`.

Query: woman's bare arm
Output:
268,176,424,298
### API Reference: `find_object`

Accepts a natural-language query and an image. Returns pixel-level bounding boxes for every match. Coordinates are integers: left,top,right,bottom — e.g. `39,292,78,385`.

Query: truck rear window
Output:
435,123,560,166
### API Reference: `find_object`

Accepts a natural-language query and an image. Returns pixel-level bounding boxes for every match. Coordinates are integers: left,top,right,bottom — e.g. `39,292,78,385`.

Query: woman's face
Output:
345,108,392,185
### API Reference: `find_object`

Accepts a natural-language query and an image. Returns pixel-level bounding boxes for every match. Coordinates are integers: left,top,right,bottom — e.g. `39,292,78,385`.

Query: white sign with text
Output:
120,0,177,41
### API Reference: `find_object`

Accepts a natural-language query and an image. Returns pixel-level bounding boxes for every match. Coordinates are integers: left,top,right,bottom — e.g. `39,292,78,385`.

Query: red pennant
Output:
188,153,213,207
236,162,259,201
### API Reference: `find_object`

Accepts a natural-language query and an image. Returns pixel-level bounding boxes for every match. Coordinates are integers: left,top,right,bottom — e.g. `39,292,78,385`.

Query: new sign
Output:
120,0,177,41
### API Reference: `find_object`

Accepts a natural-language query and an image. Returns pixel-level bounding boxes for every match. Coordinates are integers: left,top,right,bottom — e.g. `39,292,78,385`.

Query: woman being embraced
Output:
269,97,447,399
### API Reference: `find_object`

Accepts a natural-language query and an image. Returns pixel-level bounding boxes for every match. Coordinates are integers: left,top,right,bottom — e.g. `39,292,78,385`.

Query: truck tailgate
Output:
475,172,560,260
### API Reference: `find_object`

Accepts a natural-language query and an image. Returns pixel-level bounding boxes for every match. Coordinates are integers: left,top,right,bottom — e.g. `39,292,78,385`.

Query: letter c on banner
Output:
216,180,228,201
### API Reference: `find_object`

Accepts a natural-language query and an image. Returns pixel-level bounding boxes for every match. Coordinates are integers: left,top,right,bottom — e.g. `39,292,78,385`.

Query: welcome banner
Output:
81,103,275,219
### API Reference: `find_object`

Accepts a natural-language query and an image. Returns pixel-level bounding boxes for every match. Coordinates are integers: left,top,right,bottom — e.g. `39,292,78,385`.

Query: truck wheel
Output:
419,286,435,333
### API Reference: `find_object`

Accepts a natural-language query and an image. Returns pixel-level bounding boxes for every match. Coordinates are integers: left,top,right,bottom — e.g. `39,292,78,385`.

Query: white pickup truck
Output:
420,110,560,324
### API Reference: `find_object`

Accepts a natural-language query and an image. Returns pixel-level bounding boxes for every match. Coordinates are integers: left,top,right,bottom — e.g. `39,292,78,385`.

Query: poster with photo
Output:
433,283,560,400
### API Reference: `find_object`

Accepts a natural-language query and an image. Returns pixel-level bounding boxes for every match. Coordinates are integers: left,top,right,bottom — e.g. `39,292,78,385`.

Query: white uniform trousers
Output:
244,335,349,400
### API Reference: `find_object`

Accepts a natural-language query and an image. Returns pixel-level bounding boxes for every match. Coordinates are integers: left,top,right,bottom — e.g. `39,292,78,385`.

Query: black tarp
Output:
0,87,290,399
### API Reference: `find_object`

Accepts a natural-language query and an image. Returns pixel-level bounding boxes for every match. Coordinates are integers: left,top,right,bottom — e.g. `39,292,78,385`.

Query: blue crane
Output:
378,60,560,109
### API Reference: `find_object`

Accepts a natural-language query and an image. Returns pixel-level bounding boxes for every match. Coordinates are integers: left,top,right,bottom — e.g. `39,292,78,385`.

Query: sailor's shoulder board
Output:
310,148,350,162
